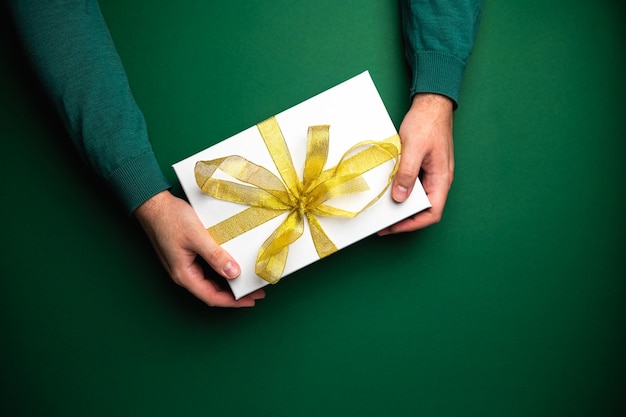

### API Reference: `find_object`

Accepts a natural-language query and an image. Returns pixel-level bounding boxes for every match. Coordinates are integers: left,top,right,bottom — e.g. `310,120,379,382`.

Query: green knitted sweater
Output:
7,0,481,214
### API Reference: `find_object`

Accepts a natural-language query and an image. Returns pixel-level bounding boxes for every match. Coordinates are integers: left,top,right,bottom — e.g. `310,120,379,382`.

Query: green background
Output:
1,1,624,416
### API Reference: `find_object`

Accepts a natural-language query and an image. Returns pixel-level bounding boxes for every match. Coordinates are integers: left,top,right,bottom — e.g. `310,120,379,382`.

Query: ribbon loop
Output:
195,116,400,284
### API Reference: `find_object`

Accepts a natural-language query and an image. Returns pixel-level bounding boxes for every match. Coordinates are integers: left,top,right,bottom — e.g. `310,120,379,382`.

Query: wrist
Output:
410,93,454,112
134,190,173,221
405,94,454,129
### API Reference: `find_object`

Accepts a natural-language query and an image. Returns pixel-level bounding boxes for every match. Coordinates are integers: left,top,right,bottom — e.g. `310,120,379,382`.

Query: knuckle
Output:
396,165,419,184
204,245,225,267
202,242,218,259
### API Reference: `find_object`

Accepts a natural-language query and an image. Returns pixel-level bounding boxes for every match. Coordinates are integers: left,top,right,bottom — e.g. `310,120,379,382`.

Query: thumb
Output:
392,137,424,203
194,231,241,280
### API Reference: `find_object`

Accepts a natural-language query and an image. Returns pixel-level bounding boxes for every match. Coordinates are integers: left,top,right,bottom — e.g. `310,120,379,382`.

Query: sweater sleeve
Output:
7,0,171,214
401,0,482,107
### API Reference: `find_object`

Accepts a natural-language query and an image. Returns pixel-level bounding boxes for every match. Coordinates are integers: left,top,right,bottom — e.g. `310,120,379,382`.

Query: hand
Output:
134,190,265,307
379,93,454,235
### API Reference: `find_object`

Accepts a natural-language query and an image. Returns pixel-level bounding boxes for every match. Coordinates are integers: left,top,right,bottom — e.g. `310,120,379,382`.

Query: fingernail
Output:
223,261,240,279
394,184,408,201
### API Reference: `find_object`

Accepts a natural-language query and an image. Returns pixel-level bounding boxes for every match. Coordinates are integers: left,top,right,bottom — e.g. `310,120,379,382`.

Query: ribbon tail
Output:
255,210,305,284
306,212,337,258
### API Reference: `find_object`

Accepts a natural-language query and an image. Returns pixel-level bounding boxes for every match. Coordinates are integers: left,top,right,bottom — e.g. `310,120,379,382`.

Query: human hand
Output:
134,190,265,307
379,93,454,235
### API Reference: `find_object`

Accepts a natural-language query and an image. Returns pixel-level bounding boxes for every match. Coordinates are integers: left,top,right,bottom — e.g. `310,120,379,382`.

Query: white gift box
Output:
173,71,431,299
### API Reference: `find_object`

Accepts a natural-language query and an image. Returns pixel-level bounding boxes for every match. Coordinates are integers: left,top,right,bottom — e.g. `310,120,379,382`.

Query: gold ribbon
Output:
195,116,400,284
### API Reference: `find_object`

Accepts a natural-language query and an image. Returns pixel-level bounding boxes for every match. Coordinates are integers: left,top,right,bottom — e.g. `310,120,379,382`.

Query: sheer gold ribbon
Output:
195,116,400,284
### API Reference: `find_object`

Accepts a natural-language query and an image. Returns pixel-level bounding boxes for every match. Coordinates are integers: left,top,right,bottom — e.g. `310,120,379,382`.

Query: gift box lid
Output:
173,71,431,299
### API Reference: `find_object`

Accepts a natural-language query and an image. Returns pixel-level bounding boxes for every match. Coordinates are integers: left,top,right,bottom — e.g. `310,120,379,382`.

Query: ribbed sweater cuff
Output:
409,50,466,108
106,151,171,215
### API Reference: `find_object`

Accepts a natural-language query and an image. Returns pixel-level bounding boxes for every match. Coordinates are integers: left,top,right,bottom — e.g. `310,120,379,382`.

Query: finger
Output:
192,278,266,308
377,208,438,235
178,261,264,307
247,288,267,300
379,171,451,235
392,135,425,203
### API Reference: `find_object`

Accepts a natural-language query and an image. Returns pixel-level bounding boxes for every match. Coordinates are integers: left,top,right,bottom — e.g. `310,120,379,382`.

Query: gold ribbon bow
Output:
195,116,400,284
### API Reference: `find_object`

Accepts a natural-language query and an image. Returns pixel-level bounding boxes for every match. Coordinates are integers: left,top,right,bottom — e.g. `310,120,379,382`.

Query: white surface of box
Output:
173,71,431,299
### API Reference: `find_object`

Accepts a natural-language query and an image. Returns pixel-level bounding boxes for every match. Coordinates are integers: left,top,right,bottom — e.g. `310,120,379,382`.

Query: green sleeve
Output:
7,0,171,214
402,0,482,107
